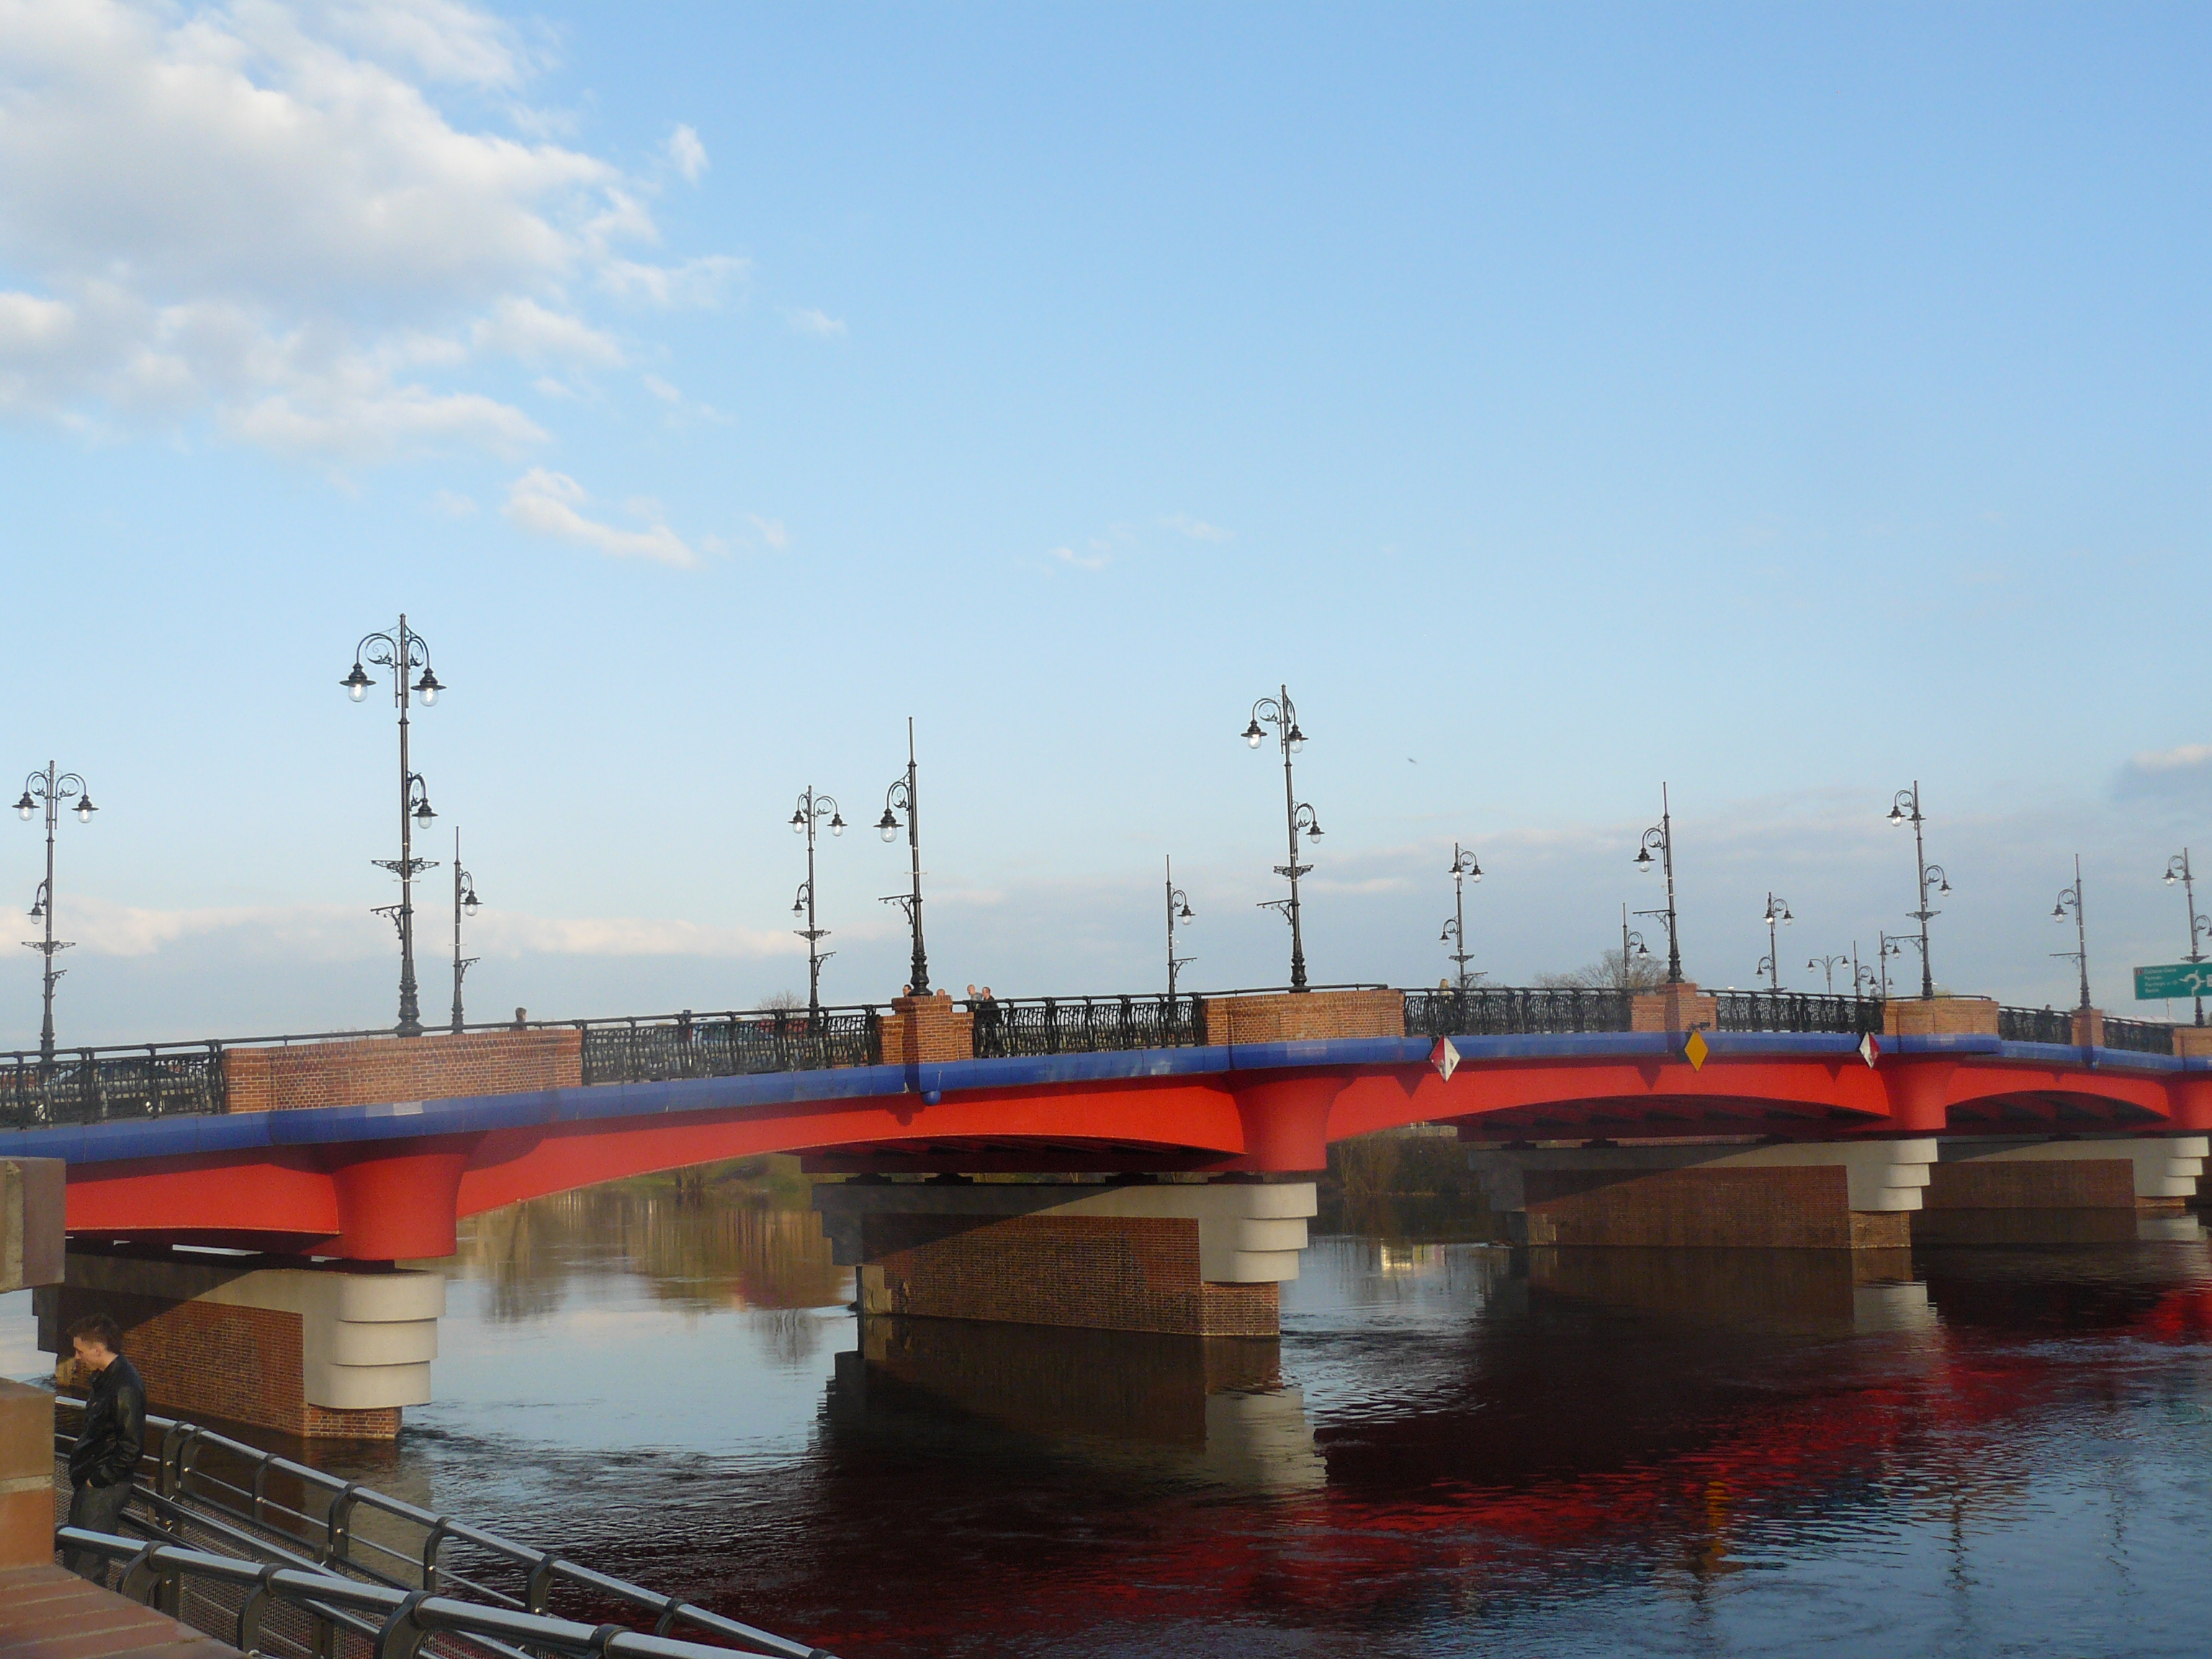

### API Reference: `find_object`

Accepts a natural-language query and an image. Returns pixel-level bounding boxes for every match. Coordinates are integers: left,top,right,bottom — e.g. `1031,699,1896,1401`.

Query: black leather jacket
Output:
68,1354,146,1491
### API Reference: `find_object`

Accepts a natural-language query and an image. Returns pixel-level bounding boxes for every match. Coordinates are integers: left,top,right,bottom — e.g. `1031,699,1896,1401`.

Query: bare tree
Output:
760,989,805,1011
1535,948,1669,992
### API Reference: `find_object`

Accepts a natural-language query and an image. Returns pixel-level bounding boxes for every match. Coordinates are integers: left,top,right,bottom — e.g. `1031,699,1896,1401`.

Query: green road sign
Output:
2134,962,2212,999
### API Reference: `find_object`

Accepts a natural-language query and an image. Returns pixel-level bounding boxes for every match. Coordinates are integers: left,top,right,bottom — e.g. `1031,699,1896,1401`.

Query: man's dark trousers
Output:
63,1478,132,1585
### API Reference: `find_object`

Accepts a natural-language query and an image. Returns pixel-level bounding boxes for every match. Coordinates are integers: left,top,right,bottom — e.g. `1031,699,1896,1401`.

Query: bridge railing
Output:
577,1005,883,1082
54,1400,830,1658
1402,986,1634,1038
1998,1005,2076,1044
2101,1015,2177,1056
0,1041,228,1130
1713,992,1885,1036
964,993,1205,1056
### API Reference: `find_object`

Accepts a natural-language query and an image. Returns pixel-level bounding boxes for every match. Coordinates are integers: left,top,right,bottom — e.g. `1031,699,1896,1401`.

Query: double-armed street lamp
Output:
449,831,481,1034
1242,686,1323,992
2162,850,2211,1025
873,719,930,997
1758,892,1794,993
1877,930,1919,1000
2051,854,2091,1011
790,787,845,1015
15,764,96,1062
1809,952,1851,994
341,616,444,1038
1165,858,1196,997
1632,783,1684,984
1887,782,1950,1000
1440,843,1484,994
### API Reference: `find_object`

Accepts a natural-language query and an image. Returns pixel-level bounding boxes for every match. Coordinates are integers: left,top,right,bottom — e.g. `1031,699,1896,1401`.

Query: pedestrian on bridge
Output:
62,1313,145,1585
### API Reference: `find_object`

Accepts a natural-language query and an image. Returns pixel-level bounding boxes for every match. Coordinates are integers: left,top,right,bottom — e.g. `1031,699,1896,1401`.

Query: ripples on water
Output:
12,1185,2212,1657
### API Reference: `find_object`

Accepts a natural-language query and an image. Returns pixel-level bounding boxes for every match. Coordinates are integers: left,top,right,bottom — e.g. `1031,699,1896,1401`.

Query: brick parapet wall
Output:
223,1028,580,1113
1884,995,2000,1037
2071,1008,2105,1047
879,993,975,1064
860,1213,1280,1336
2175,1025,2212,1058
42,1285,399,1439
1199,989,1404,1046
1629,982,1719,1034
0,1380,49,1568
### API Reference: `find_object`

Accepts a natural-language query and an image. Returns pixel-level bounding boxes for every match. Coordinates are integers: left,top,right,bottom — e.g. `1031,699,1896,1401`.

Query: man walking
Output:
62,1313,145,1584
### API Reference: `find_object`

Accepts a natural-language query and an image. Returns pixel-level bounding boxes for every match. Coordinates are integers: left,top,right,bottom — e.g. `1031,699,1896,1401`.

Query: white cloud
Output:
788,307,846,338
2116,744,2212,799
642,373,682,403
667,122,707,183
428,487,476,516
1049,545,1108,572
747,514,788,550
0,0,740,458
503,467,697,567
1164,513,1235,543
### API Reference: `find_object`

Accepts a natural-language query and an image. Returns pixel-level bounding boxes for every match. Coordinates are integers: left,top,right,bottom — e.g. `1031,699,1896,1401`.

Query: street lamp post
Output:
1852,943,1881,999
789,786,845,1015
1632,783,1684,984
2162,850,2211,1026
1887,782,1951,1000
1242,685,1322,992
2051,853,2091,1011
1439,843,1484,993
1620,904,1653,983
1808,952,1851,994
1878,930,1919,1000
1758,892,1795,992
1165,857,1196,997
14,764,96,1062
342,616,443,1038
449,830,480,1034
873,719,930,997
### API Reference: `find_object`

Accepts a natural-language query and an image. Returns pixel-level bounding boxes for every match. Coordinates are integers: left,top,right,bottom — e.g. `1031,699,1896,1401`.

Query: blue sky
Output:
3,1,2211,1046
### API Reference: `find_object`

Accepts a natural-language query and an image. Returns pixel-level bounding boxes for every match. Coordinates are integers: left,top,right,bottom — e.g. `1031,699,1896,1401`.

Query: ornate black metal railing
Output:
1714,992,1884,1036
54,1401,832,1658
965,993,1205,1058
577,1006,883,1084
1998,1005,2076,1045
2100,1016,2177,1056
0,1041,227,1130
1402,986,1635,1038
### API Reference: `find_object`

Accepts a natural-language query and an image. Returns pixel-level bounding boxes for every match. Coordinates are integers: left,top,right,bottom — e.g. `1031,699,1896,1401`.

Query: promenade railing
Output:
1,1041,227,1129
1998,1005,2076,1045
54,1400,830,1659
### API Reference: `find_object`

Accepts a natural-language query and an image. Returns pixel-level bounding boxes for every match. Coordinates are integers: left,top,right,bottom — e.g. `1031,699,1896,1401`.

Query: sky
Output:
3,1,2212,1048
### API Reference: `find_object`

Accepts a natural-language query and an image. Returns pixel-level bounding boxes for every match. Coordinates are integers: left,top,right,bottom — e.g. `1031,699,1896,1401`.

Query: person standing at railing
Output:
61,1312,145,1584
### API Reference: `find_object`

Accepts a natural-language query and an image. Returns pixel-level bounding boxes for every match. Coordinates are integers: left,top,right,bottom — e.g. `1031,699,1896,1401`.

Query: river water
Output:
14,1187,2212,1657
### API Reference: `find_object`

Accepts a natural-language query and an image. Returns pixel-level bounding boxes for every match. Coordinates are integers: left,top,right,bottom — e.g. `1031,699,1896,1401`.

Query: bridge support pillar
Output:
35,1246,441,1439
1915,1136,2208,1244
1470,1140,1936,1249
812,1179,1316,1336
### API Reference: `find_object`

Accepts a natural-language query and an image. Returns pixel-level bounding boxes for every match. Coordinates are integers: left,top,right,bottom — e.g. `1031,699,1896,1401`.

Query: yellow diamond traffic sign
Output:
1683,1029,1709,1071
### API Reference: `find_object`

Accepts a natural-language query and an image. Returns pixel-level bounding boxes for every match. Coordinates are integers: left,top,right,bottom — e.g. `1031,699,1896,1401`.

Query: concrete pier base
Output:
37,1247,442,1439
1470,1140,1936,1249
812,1179,1316,1336
1914,1136,2208,1244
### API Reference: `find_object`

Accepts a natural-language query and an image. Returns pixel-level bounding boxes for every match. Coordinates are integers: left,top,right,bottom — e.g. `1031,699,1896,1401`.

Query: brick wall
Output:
1200,989,1404,1045
1520,1165,1897,1249
1921,1159,2135,1210
860,1213,1279,1336
224,1028,581,1112
0,1380,48,1568
1629,982,1718,1034
1884,996,2000,1038
879,992,974,1064
44,1286,397,1439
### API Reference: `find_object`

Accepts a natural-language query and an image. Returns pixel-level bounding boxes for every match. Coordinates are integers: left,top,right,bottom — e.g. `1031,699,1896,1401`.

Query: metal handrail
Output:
1998,1005,2077,1045
55,1401,826,1656
2102,1015,2178,1056
58,1530,832,1659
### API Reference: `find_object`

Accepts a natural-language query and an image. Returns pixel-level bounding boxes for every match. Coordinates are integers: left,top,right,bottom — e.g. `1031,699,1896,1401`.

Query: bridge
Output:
5,980,2208,1437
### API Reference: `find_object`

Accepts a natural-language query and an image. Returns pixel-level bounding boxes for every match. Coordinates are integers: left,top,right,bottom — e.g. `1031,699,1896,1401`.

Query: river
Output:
12,1184,2212,1657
